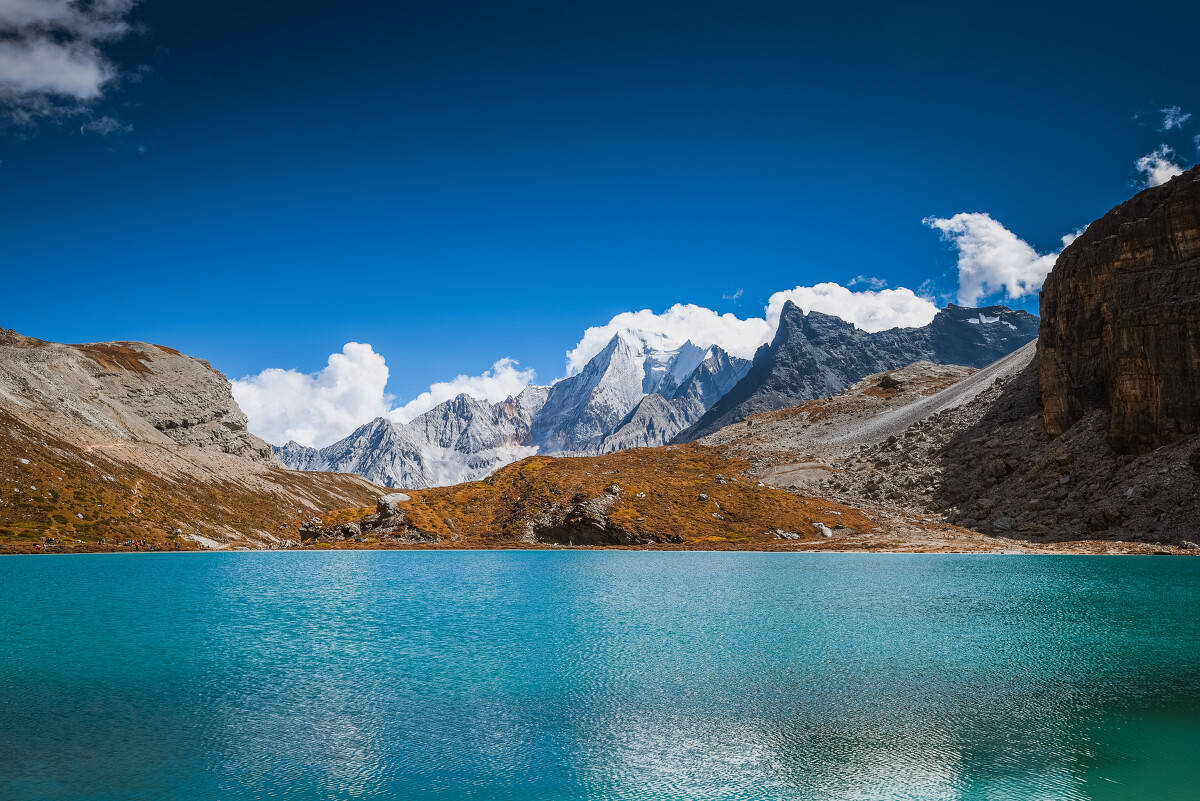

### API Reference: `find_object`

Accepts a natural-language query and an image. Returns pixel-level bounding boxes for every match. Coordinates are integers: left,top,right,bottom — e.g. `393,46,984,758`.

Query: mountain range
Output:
278,303,1038,487
3,167,1193,554
678,302,1040,440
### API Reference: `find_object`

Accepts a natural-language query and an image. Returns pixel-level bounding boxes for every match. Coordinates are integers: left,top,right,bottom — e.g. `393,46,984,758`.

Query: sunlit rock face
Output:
1039,165,1200,453
0,330,275,462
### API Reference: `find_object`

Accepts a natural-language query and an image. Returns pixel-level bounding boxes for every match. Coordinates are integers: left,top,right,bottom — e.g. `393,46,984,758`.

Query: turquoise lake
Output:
1,551,1198,800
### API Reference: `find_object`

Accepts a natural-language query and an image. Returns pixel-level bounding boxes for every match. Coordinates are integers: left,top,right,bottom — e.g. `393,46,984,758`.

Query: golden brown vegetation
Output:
357,444,877,549
0,409,380,553
74,342,157,374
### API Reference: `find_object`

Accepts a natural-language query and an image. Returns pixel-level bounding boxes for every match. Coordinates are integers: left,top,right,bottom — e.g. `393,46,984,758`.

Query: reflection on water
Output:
1,552,1197,800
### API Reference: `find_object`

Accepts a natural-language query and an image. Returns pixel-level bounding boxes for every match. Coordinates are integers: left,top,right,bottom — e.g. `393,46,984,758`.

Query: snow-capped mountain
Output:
277,387,546,488
276,334,748,487
531,332,649,453
597,345,751,452
531,334,751,454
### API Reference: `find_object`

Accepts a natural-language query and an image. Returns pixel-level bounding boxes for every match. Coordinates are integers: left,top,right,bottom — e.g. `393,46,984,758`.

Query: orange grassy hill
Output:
305,443,880,551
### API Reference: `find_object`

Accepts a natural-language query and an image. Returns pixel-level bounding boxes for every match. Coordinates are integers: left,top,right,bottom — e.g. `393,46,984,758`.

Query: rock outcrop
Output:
299,492,438,545
0,330,380,552
1039,165,1200,453
0,330,274,461
768,167,1200,543
676,301,1038,440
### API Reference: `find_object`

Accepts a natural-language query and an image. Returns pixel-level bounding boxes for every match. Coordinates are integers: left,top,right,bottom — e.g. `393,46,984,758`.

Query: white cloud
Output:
80,114,130,135
387,358,535,423
1160,106,1192,131
1135,145,1185,187
564,281,945,374
924,213,1074,306
848,275,888,290
232,343,393,449
0,0,139,123
721,288,744,301
766,283,939,332
233,345,536,447
565,304,773,375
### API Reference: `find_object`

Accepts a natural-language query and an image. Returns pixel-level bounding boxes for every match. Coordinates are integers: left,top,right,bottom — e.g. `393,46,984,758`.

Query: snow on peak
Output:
965,312,1001,325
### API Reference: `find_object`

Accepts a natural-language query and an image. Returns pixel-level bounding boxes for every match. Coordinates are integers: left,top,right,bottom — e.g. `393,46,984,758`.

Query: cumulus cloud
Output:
387,358,536,423
232,343,393,449
564,304,773,375
564,280,945,375
234,345,538,447
766,283,938,332
1160,106,1192,131
0,0,140,123
1136,145,1185,187
924,213,1076,306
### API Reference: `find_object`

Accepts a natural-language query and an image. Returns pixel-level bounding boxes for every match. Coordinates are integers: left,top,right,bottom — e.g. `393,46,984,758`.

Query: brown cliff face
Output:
1039,165,1200,453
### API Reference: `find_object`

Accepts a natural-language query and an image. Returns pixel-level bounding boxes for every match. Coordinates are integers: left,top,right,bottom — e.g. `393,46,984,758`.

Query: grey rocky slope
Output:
817,347,1199,542
705,340,1197,544
0,330,274,461
676,302,1038,441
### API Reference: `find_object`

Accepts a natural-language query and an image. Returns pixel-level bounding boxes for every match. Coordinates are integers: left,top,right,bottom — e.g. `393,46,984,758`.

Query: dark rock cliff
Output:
1039,165,1200,453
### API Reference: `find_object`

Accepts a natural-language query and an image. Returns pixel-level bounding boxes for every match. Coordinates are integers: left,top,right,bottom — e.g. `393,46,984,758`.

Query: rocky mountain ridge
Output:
0,330,275,461
676,302,1039,440
710,170,1200,544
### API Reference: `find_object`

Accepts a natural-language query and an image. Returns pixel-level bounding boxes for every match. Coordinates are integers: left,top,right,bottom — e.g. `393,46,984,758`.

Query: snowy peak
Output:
277,385,543,488
596,344,751,453
532,332,649,453
671,345,752,407
650,340,708,397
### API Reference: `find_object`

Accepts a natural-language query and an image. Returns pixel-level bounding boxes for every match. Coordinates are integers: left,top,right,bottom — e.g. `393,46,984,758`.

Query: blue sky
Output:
1,0,1197,444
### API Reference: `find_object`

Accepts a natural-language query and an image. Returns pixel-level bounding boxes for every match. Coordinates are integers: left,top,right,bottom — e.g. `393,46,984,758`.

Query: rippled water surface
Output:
2,552,1198,800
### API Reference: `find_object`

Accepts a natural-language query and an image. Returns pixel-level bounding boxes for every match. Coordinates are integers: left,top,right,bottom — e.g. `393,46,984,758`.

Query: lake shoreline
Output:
5,539,1194,556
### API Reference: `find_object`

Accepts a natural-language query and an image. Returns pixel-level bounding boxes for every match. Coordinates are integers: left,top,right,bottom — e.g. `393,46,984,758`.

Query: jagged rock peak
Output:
674,300,1038,441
